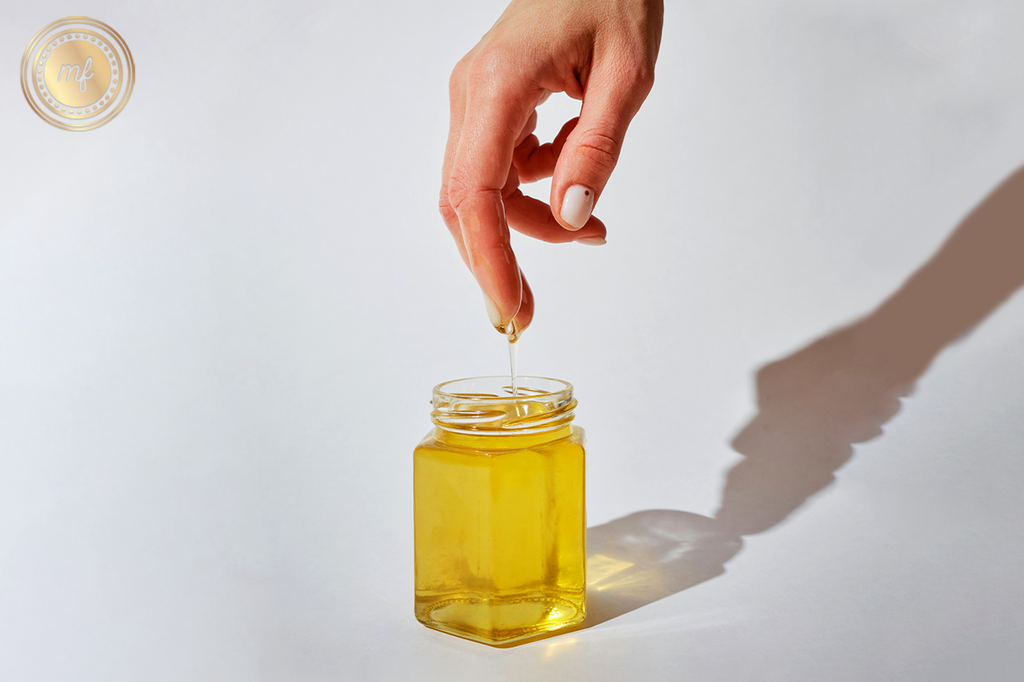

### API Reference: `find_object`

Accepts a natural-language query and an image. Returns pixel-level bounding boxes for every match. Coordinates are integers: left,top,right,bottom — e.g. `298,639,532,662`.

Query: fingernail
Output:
483,295,502,327
561,185,594,230
485,296,518,339
575,236,606,246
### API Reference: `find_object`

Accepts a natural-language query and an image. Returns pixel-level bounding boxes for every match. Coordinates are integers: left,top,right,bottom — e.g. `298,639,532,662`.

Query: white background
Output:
3,1,1024,680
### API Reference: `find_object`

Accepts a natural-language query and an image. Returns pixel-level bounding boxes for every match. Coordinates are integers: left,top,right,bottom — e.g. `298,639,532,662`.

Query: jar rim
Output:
432,375,573,402
431,376,576,436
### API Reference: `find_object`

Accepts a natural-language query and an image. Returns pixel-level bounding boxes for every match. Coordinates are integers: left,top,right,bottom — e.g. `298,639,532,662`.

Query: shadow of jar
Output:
584,510,743,627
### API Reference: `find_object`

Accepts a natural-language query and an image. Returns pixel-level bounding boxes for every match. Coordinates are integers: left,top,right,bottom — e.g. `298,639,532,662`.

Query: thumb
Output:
551,66,652,231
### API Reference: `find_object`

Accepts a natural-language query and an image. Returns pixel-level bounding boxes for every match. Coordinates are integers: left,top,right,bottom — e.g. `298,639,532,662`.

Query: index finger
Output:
439,54,473,270
447,69,542,330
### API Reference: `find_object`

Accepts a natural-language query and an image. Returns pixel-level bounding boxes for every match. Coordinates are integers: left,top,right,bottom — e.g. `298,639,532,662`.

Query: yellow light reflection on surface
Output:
587,554,635,591
542,636,579,660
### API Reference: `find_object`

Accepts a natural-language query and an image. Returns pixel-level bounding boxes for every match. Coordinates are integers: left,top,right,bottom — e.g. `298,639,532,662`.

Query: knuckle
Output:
445,176,469,212
574,131,621,174
634,66,655,95
444,172,482,213
611,44,656,94
464,49,520,100
449,54,472,92
438,192,459,227
621,56,655,94
464,49,501,88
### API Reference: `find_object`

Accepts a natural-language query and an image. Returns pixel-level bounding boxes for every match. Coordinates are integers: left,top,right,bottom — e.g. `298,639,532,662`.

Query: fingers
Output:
505,191,607,243
513,118,578,183
456,190,522,330
439,54,473,269
550,58,655,230
515,110,538,147
511,270,534,339
508,116,607,241
447,65,540,331
500,158,606,244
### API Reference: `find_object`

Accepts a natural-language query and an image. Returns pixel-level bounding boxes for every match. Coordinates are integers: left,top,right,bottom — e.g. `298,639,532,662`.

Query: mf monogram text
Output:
57,56,94,92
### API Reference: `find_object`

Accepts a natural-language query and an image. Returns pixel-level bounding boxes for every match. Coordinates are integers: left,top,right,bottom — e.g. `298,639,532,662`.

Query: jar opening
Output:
431,376,576,436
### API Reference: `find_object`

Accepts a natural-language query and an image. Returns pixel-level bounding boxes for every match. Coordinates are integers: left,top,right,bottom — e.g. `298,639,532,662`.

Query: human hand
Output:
440,0,664,338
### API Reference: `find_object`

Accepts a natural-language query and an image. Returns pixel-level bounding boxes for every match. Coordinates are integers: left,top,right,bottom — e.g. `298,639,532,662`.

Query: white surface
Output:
3,1,1024,680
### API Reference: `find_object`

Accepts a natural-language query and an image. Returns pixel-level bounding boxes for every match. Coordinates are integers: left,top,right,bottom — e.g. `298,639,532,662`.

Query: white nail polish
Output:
484,294,502,327
561,185,594,231
575,237,606,246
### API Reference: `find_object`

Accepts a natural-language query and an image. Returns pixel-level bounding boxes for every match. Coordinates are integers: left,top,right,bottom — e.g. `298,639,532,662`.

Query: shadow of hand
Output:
718,322,918,535
565,163,1024,637
717,163,1024,536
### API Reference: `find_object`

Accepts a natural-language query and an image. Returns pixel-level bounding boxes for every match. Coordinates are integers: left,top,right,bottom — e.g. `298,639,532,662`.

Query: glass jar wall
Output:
413,376,586,645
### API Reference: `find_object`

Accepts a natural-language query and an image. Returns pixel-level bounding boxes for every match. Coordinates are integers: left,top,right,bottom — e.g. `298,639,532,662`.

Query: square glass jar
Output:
413,376,586,645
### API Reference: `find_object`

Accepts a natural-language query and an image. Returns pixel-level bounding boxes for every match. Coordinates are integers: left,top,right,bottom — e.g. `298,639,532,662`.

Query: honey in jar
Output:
414,376,586,645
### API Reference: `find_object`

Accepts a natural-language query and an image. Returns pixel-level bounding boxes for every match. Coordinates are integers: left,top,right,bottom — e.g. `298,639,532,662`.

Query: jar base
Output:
416,591,585,645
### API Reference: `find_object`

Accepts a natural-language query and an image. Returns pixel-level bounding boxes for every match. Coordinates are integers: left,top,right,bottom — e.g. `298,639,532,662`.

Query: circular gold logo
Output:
21,17,135,131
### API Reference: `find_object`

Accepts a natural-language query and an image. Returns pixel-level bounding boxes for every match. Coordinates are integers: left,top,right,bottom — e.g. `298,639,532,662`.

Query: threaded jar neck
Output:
431,376,576,437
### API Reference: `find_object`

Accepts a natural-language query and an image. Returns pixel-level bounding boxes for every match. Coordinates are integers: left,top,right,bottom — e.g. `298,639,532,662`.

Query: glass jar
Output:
414,376,587,645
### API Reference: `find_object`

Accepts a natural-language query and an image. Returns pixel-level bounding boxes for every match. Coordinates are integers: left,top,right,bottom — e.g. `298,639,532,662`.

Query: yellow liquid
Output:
414,423,586,644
